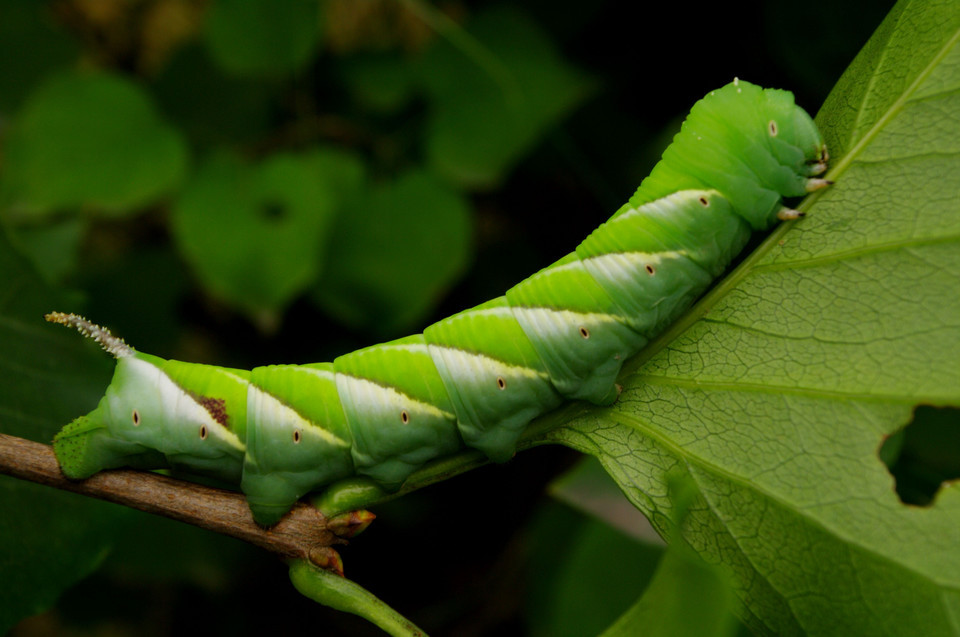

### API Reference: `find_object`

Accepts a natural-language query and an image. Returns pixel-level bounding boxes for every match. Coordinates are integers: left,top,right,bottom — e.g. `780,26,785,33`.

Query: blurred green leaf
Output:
79,247,191,356
152,44,277,147
525,501,662,637
0,0,78,114
419,6,593,188
338,52,419,114
204,0,321,77
171,149,340,323
0,224,124,634
600,548,739,637
2,70,188,216
6,219,85,285
312,168,472,336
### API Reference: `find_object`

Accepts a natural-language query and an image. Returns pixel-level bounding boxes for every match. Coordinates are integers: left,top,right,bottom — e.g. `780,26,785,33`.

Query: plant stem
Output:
0,432,344,567
290,561,429,637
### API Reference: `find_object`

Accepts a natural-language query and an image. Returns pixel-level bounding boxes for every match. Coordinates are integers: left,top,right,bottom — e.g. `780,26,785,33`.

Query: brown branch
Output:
0,432,354,573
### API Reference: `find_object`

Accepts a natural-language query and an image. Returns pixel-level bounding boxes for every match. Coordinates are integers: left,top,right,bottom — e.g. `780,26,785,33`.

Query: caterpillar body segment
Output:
49,80,828,526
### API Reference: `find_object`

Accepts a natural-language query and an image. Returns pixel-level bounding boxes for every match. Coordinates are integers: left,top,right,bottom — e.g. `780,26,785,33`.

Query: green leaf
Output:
203,0,321,77
338,52,419,114
0,225,124,633
539,0,960,634
419,6,593,188
0,0,78,115
600,548,739,637
6,219,86,285
2,70,188,216
151,43,277,147
171,149,342,324
312,168,472,336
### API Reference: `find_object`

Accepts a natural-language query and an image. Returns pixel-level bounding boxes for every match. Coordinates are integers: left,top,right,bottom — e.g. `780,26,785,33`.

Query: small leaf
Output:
419,6,593,188
3,70,188,216
600,548,739,637
204,0,321,77
525,501,663,637
338,52,418,114
312,169,472,335
6,219,86,285
0,0,78,114
171,150,339,322
151,43,277,147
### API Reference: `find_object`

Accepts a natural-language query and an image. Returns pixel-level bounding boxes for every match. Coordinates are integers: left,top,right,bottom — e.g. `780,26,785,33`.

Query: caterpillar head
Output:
686,80,831,230
48,313,245,482
760,85,829,178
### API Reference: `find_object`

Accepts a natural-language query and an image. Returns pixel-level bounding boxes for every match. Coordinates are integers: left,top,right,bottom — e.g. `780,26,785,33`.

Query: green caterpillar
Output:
49,79,829,527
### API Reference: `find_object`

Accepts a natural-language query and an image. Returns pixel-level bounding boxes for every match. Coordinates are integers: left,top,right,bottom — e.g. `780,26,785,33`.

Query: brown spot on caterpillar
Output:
132,410,140,426
199,425,208,440
579,326,590,339
400,410,410,424
768,120,778,136
195,396,230,428
698,196,709,207
293,429,301,444
645,264,656,275
497,376,506,390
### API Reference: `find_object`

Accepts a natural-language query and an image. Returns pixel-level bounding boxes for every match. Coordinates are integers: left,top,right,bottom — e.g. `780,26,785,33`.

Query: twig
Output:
0,399,583,562
0,432,345,570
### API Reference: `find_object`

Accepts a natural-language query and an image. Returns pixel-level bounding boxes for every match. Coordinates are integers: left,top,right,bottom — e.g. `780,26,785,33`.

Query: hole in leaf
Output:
880,406,960,506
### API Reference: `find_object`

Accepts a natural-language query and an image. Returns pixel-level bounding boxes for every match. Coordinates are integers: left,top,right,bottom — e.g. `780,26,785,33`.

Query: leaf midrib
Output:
618,374,948,406
830,21,960,183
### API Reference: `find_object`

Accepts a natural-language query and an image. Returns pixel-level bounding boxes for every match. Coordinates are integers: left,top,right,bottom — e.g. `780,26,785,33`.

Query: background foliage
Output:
5,0,953,636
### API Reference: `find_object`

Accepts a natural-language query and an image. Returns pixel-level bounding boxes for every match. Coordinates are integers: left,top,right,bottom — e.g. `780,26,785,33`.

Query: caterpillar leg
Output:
311,477,393,518
805,178,833,192
591,380,621,406
777,208,805,221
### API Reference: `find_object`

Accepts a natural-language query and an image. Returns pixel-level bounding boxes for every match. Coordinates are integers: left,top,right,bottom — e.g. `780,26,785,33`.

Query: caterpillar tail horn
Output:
45,312,134,358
